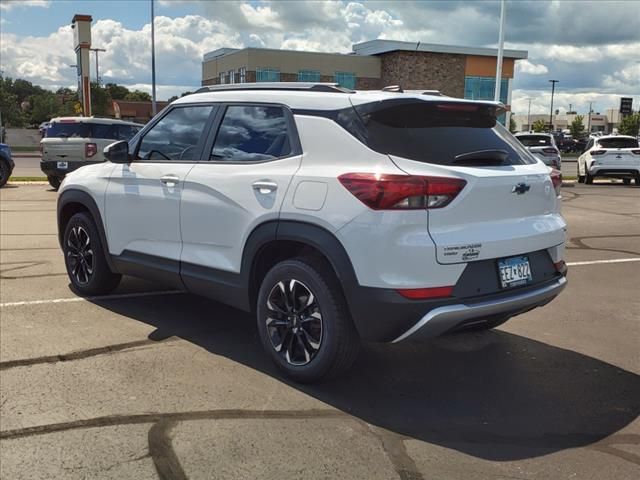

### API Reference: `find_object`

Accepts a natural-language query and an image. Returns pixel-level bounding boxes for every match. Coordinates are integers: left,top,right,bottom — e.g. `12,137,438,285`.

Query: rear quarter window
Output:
46,123,91,138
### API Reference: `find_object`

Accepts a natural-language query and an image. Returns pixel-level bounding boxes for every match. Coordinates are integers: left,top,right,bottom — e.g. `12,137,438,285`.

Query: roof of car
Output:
175,85,504,111
514,132,552,137
49,116,144,127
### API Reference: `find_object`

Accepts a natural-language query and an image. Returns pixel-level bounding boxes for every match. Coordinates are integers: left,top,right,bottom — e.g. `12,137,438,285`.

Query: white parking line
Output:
567,258,640,267
0,290,184,308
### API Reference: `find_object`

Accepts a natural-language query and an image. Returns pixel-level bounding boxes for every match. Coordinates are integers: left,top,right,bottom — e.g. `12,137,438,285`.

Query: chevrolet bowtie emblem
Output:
512,183,531,195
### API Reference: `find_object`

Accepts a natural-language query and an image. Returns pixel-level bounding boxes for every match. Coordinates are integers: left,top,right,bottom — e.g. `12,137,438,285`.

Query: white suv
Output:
577,135,640,185
57,83,567,382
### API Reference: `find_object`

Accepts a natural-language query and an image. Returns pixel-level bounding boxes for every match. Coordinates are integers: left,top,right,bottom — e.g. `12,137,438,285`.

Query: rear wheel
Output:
577,162,585,183
0,160,10,187
635,175,640,186
623,178,631,185
48,176,62,190
585,171,594,184
63,212,121,295
256,257,360,383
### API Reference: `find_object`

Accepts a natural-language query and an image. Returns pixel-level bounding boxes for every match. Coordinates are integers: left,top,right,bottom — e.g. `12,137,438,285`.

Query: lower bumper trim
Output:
392,276,567,343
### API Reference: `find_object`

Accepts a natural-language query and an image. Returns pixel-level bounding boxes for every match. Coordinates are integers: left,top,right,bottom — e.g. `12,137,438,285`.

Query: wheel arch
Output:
57,189,117,272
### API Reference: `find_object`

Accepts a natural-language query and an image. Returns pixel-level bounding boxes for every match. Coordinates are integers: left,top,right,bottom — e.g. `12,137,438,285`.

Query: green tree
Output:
0,82,26,126
124,90,152,101
569,114,585,138
90,83,111,116
532,119,547,132
509,115,517,133
29,92,60,124
618,113,640,137
104,83,130,100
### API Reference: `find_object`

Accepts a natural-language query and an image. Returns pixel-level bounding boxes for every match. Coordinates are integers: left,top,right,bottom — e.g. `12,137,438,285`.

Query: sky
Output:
1,0,639,116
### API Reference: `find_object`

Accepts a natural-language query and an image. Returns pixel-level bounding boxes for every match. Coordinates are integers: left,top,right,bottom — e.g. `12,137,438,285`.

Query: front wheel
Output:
63,212,121,295
0,160,10,187
623,178,632,185
256,258,360,383
48,176,62,190
577,162,585,183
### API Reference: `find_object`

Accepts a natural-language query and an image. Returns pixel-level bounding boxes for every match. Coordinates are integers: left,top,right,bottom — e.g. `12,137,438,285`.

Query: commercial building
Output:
201,39,528,119
513,109,626,134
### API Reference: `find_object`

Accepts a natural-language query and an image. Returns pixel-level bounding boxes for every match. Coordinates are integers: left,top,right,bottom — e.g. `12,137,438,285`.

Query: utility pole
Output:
587,101,593,134
527,98,531,132
494,0,506,104
151,0,157,115
89,48,106,86
548,79,559,132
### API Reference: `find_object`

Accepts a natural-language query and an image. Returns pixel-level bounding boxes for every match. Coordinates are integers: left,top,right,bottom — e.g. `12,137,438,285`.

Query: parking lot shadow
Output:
91,293,640,461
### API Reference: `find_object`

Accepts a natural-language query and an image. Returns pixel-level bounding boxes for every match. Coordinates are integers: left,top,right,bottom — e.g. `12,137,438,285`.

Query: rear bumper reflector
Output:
396,286,454,300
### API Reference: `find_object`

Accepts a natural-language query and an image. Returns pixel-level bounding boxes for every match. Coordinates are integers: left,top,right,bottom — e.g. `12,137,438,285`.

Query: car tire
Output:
256,257,360,383
0,160,10,187
635,175,640,186
585,171,594,184
623,178,631,185
48,176,62,190
577,162,585,183
63,212,121,296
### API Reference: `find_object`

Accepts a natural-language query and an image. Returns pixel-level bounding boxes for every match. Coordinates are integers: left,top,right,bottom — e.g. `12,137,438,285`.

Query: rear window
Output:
46,122,141,140
346,100,535,166
516,135,552,147
597,138,639,149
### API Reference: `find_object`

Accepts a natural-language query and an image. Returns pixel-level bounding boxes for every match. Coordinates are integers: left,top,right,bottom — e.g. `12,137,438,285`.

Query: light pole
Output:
494,0,506,104
151,0,157,115
548,79,558,132
587,101,593,134
89,48,106,86
527,98,532,131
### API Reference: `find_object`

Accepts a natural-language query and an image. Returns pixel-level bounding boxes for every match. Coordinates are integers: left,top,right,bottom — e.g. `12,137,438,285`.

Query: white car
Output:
514,133,562,168
56,83,567,382
577,135,640,185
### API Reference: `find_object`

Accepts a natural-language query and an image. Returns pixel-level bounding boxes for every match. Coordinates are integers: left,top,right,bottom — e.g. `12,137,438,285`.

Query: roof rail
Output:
194,82,354,94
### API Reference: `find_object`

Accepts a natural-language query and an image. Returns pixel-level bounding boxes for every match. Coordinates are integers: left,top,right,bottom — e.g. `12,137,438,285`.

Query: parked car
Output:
39,121,51,137
577,135,640,185
0,143,15,187
514,133,562,168
56,83,567,382
40,117,143,190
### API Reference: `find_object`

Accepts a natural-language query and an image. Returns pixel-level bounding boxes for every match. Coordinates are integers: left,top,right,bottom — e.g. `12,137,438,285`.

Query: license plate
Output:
498,256,532,289
57,161,68,169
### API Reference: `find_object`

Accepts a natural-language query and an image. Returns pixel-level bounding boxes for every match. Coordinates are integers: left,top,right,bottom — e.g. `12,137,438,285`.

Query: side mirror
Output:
104,140,130,163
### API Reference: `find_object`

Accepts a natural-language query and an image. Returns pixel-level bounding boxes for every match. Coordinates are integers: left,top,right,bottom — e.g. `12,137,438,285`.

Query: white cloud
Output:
602,63,640,91
516,60,549,75
0,0,50,11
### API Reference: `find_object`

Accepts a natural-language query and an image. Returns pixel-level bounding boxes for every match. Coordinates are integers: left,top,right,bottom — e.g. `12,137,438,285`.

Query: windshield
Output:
517,135,552,147
598,138,639,149
348,100,535,166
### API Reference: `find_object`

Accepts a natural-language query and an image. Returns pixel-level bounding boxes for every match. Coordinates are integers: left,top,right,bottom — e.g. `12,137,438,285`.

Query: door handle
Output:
160,175,180,188
252,181,278,194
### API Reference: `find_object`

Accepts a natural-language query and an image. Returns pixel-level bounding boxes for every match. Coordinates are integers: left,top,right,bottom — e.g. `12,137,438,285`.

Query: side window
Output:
586,139,594,151
137,106,213,160
91,124,117,139
210,105,291,162
115,125,140,141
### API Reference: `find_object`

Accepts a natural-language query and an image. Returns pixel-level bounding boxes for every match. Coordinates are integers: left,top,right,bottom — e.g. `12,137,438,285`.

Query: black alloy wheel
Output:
66,225,95,285
265,279,323,366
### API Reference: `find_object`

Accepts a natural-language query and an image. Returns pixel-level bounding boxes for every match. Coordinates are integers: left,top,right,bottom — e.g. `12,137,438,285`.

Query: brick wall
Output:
379,51,466,97
356,77,382,90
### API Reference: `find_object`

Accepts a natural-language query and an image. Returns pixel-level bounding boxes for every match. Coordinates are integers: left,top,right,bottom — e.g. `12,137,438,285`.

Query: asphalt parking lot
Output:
1,183,639,479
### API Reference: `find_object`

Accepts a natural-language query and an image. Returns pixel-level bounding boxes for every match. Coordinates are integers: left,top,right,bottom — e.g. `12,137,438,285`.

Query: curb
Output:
12,152,40,158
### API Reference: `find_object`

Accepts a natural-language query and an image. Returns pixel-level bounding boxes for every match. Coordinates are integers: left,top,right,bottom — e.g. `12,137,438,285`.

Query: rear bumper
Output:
40,160,103,178
588,166,639,178
392,276,567,342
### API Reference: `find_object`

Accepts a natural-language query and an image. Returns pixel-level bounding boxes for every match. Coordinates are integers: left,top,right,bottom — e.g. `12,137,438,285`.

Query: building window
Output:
464,76,508,105
298,70,321,82
256,68,280,82
238,67,246,83
334,71,356,89
219,72,225,85
229,70,235,84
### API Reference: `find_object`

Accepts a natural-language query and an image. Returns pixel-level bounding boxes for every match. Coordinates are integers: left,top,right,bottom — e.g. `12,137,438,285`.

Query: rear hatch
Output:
515,134,559,167
349,99,565,264
592,137,640,168
41,121,91,162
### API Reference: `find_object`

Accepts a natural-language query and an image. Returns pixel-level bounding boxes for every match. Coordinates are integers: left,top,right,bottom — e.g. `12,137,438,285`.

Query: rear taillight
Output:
591,150,606,156
338,173,466,210
85,143,97,158
550,169,562,196
632,149,640,155
396,286,454,300
542,147,559,156
554,260,567,275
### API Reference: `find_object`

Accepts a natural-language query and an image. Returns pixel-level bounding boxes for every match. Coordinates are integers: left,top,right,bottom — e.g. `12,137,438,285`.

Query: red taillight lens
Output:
542,147,559,156
554,260,567,275
550,169,562,196
631,149,640,155
85,143,97,158
591,150,606,156
338,173,466,210
396,286,454,300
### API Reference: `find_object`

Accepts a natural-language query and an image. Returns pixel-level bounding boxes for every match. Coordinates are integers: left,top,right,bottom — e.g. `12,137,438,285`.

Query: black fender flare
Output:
57,189,117,272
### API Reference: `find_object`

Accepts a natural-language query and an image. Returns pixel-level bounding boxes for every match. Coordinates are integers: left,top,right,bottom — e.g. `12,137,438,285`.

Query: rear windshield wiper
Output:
453,149,509,166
